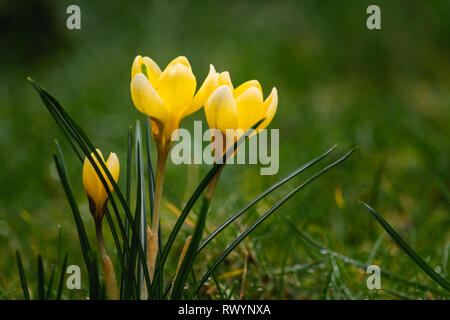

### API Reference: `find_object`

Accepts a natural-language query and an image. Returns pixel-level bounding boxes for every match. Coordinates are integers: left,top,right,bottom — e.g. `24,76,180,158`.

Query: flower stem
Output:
145,147,169,287
205,166,224,200
151,149,168,234
95,220,119,300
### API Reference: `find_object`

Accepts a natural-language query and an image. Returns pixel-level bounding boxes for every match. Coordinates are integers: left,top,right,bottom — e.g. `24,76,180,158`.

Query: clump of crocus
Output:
130,55,219,282
82,149,120,300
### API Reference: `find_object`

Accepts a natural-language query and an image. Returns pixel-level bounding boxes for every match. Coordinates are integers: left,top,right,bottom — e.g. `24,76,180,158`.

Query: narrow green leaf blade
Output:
56,253,69,300
45,263,56,299
135,121,148,298
359,201,450,292
16,250,30,300
37,255,45,300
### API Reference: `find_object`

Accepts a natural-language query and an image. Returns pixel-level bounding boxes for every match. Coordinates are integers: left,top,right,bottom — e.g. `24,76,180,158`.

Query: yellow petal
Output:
83,150,108,211
156,63,196,115
218,71,233,90
142,57,162,86
165,56,192,71
233,80,262,98
106,152,120,190
185,64,219,117
205,85,238,133
131,73,168,121
235,86,264,130
131,56,142,79
131,56,162,86
258,87,278,130
82,150,120,218
83,154,101,206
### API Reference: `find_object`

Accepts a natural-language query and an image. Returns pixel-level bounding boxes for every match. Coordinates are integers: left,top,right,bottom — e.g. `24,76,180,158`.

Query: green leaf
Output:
122,126,133,299
359,201,450,292
145,118,163,299
145,118,155,219
192,147,357,296
16,250,30,300
197,144,337,253
135,120,148,298
105,209,124,269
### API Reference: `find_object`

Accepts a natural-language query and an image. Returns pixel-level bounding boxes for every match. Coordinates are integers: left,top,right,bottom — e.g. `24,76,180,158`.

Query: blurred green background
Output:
1,0,449,299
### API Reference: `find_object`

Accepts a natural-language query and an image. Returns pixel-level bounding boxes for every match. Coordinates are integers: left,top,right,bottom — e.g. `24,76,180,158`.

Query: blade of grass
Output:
329,254,354,299
145,118,156,216
367,232,385,265
37,255,45,300
192,147,357,296
46,263,56,299
57,225,62,264
359,201,450,292
105,209,124,267
197,145,337,253
56,253,68,300
124,142,146,299
121,127,133,299
320,268,333,300
211,273,225,300
16,250,30,300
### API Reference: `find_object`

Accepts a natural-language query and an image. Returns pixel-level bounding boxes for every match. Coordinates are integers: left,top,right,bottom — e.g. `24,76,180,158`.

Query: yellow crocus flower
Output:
82,149,120,219
201,75,278,203
130,55,219,152
204,75,278,141
130,56,220,288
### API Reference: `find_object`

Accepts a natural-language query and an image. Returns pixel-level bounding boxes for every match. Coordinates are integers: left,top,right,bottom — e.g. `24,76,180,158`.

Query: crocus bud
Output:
82,149,120,220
